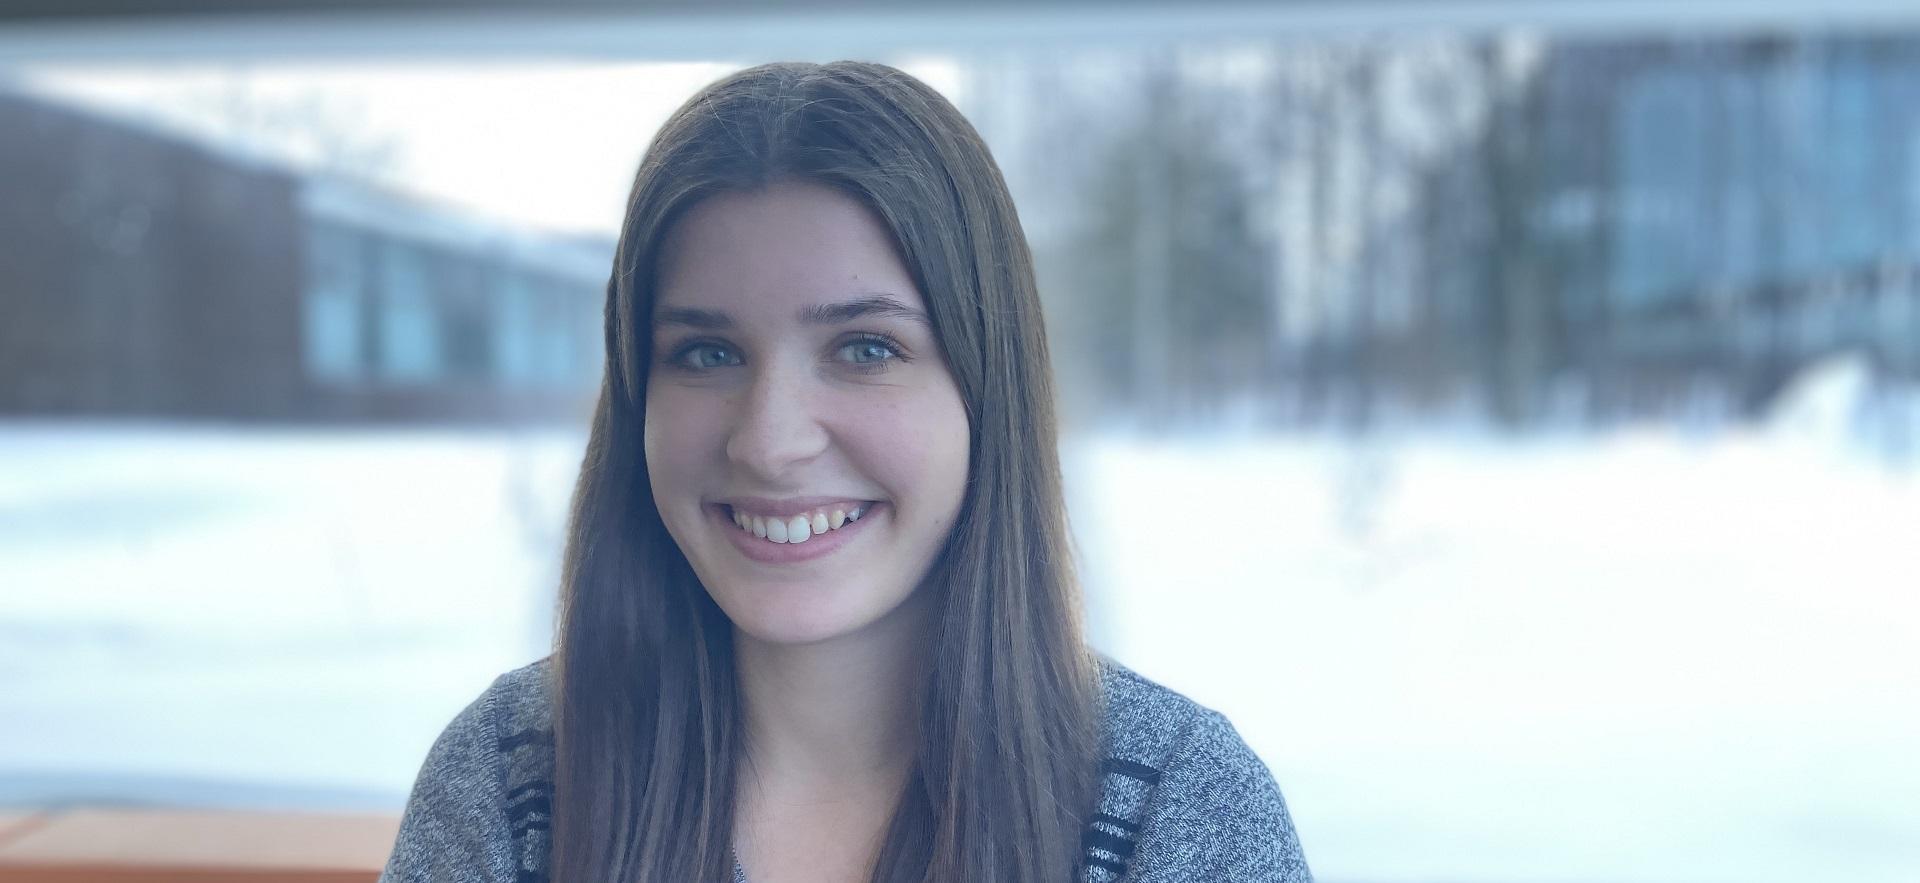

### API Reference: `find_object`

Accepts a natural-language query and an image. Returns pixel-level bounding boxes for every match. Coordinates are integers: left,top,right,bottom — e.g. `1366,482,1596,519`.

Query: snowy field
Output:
0,424,581,806
1065,425,1919,883
2,417,1916,882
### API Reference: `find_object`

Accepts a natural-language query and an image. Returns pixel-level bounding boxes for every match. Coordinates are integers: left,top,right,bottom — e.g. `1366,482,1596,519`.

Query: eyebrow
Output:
654,293,932,332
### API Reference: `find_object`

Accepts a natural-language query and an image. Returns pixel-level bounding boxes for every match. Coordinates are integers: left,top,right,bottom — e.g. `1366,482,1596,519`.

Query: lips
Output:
726,503,868,543
709,500,883,565
718,495,875,516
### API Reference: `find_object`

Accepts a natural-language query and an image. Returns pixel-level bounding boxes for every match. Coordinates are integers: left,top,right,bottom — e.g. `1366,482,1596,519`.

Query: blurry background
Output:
2,2,1918,881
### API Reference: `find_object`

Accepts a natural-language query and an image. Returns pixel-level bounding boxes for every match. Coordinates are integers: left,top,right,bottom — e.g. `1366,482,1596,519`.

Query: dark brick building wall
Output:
0,91,605,425
0,91,307,419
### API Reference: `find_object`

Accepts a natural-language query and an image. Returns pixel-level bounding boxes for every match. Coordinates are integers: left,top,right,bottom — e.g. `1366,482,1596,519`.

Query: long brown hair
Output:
550,60,1099,882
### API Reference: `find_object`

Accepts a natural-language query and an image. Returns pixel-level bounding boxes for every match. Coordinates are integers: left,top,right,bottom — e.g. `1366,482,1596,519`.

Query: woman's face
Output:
644,180,970,648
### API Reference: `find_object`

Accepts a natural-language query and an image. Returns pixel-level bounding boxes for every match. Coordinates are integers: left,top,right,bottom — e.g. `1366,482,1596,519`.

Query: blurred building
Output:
0,91,610,423
1535,37,1920,410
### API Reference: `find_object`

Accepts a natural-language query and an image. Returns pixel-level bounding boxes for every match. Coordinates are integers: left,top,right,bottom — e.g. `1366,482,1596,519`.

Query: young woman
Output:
380,61,1310,883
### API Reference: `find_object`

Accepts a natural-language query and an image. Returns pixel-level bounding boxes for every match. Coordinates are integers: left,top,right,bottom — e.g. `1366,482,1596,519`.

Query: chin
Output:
730,614,855,648
714,578,923,649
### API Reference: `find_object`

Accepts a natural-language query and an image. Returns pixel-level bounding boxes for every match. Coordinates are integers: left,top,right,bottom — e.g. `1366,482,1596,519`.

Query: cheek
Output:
866,388,970,521
643,387,715,493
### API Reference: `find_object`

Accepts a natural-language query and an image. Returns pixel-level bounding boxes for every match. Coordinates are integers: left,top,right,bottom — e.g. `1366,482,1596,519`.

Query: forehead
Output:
654,180,925,318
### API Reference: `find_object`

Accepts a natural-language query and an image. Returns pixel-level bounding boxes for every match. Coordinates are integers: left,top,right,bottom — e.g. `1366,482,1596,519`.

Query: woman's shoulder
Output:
450,654,557,776
1092,655,1262,786
1088,656,1312,882
378,657,555,883
489,655,557,745
1095,656,1215,750
487,656,559,843
388,656,1308,881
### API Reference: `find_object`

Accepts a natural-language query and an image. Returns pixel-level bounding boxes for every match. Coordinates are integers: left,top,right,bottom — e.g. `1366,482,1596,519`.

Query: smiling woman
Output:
377,61,1310,883
644,182,970,652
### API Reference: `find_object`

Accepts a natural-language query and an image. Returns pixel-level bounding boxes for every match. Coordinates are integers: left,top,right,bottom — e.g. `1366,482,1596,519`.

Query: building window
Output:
491,272,538,389
375,240,441,383
536,281,576,387
434,258,491,383
302,223,366,383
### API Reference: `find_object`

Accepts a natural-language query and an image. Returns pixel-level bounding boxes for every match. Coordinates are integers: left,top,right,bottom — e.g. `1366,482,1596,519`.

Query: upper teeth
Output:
731,504,867,544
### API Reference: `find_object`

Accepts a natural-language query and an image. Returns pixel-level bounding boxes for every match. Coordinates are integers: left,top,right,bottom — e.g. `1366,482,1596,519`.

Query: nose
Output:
724,364,830,480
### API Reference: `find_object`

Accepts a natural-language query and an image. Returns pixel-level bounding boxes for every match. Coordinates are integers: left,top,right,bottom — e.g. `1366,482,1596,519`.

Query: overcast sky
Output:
12,57,964,237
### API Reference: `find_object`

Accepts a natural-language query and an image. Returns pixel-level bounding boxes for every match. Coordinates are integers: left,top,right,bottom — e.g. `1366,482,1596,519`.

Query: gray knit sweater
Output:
379,656,1311,882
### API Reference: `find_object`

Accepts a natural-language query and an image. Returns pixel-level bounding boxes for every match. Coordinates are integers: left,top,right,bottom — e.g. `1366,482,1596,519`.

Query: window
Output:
491,272,538,389
375,239,441,383
302,223,366,383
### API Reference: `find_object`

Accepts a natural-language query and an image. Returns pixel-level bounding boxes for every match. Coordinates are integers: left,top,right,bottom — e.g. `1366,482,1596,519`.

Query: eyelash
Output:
661,333,911,375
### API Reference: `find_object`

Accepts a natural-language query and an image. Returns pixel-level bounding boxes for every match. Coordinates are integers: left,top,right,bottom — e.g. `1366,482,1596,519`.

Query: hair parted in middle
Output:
550,60,1103,882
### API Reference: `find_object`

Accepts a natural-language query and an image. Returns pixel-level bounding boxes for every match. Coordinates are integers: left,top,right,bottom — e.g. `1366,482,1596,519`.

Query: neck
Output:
734,591,932,799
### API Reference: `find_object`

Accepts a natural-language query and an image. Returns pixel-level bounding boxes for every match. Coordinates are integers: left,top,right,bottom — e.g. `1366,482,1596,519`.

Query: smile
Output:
711,501,883,566
727,503,869,544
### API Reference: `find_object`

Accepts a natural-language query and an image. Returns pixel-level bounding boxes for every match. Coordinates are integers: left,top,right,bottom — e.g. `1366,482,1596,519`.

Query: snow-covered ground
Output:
2,417,1915,882
1066,422,1919,883
0,424,582,805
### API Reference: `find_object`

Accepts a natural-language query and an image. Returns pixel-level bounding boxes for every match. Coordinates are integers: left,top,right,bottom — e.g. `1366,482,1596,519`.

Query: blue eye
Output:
662,334,908,375
839,337,900,365
671,342,741,370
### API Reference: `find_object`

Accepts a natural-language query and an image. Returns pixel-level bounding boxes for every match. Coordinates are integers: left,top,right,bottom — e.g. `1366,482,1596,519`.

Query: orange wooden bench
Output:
0,809,399,883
